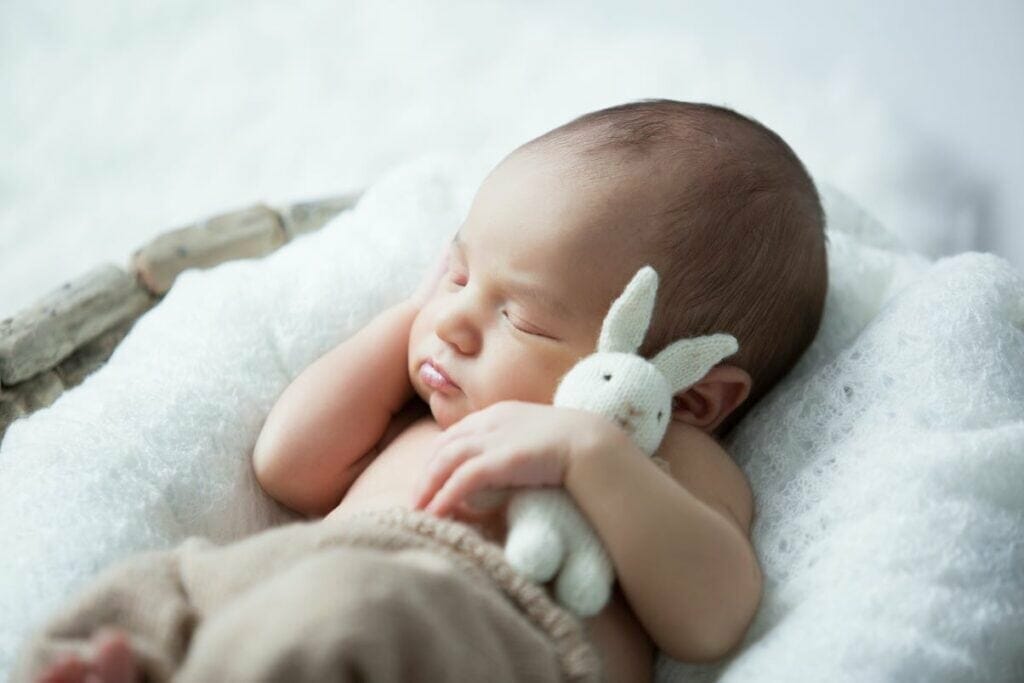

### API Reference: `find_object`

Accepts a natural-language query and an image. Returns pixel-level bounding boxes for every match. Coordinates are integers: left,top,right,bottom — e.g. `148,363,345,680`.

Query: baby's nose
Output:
434,310,481,355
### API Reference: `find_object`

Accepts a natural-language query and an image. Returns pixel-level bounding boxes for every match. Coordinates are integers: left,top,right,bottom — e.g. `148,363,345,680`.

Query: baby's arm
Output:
565,420,761,663
252,301,419,517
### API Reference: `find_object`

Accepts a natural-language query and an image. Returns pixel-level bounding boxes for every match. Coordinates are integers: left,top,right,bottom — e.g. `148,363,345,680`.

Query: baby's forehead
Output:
464,151,675,301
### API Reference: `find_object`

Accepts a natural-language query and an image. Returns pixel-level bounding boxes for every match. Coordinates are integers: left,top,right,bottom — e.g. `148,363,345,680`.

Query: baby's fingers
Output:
424,455,508,517
413,436,481,511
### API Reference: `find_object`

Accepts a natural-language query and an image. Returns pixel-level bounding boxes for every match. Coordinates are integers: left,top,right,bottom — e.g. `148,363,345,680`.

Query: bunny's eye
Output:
657,411,663,421
602,373,612,381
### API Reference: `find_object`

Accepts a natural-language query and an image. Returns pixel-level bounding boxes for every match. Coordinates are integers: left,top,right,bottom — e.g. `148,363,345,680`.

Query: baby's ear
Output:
671,365,752,434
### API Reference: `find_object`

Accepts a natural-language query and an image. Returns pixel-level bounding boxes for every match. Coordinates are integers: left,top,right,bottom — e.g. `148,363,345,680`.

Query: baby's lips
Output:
420,359,460,393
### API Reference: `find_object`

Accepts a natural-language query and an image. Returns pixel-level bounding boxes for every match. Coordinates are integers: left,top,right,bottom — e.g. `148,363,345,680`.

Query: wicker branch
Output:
0,191,361,442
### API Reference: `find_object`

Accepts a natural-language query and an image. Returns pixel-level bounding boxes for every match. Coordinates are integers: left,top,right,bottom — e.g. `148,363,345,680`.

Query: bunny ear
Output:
651,333,739,392
597,266,659,353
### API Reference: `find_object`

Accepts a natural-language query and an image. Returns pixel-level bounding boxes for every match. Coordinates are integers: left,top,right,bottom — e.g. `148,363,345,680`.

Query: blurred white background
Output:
2,0,1022,319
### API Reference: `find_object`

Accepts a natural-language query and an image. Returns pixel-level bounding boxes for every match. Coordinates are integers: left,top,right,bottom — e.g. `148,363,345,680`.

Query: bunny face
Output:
550,264,740,457
553,352,673,456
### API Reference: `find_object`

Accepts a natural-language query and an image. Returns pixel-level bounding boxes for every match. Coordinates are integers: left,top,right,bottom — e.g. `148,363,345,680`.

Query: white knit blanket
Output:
1,156,1022,681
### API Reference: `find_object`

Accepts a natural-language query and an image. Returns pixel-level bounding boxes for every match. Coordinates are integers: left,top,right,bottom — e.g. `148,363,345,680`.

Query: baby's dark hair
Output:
522,99,828,438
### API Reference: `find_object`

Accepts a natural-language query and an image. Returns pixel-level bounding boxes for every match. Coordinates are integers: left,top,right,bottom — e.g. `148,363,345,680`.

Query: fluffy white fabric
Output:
0,155,482,675
1,157,1022,681
658,195,1024,681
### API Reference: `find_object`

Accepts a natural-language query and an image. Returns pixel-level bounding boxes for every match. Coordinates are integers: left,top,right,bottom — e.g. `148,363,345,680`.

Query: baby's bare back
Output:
326,398,654,683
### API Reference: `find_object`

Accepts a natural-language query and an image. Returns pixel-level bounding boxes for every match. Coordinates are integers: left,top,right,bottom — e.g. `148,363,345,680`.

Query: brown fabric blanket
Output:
12,507,603,682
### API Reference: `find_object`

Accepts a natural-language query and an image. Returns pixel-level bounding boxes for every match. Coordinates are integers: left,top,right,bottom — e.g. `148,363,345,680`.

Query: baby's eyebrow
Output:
451,232,574,320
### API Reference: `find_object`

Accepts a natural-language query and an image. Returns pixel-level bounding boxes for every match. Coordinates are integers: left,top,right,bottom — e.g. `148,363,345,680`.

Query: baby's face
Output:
408,150,647,428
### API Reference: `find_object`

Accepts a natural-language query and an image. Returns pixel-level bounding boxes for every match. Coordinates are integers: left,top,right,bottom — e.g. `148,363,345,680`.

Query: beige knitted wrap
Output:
321,507,604,682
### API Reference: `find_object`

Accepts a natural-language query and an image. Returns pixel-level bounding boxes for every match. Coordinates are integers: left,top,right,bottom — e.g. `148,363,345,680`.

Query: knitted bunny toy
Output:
503,265,739,617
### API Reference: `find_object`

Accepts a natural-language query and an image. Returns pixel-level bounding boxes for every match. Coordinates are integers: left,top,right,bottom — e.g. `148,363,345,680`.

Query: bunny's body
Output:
503,266,739,617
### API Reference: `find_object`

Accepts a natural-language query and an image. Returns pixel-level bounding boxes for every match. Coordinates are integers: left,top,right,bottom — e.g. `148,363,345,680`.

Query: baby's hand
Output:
412,401,605,517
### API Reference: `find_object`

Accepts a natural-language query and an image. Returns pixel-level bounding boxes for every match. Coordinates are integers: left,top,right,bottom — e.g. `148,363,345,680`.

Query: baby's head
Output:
409,99,827,438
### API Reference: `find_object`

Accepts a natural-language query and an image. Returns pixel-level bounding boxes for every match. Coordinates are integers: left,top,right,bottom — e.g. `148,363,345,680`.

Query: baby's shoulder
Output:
654,422,754,536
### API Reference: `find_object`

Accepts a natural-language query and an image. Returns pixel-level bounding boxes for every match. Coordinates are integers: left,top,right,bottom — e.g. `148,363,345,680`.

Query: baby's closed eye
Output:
502,310,556,340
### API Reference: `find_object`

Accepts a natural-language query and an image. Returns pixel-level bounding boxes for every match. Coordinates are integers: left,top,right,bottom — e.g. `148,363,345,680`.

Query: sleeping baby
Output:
19,98,828,683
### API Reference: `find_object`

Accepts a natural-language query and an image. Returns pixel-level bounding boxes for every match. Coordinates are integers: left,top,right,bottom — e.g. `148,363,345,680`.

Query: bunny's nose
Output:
614,403,642,434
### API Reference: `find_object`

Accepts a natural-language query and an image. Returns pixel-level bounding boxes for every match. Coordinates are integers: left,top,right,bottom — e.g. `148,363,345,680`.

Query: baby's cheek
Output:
524,354,579,404
488,362,557,406
408,309,430,349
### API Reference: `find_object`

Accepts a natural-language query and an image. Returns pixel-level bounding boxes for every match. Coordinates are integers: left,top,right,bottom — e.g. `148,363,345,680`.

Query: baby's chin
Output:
410,367,473,428
427,391,467,430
